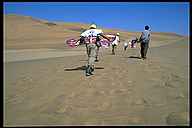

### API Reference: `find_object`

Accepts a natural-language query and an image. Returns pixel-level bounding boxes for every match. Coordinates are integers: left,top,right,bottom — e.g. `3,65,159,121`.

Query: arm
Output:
118,36,120,43
138,32,143,43
74,38,80,46
148,34,151,42
75,36,85,46
99,33,111,41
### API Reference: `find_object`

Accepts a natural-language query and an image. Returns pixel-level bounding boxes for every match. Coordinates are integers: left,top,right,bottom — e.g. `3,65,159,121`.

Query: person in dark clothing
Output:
139,25,151,59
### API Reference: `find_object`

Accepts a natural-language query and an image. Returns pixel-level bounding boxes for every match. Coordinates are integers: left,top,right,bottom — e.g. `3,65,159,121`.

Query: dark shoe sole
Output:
86,73,94,76
86,73,91,76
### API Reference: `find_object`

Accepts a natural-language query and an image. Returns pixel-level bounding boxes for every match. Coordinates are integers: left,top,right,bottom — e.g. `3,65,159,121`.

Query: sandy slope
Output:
4,38,189,126
4,14,183,50
4,14,189,126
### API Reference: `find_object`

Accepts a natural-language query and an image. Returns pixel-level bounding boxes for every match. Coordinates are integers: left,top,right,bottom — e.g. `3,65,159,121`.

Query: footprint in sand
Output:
144,65,162,73
97,102,112,111
84,88,96,97
163,79,184,88
171,74,185,83
166,111,189,125
127,116,145,124
55,105,72,114
41,94,68,114
15,76,33,86
109,88,130,95
68,92,78,99
175,93,185,99
160,73,185,88
126,81,135,87
132,98,149,105
94,90,106,96
83,119,100,125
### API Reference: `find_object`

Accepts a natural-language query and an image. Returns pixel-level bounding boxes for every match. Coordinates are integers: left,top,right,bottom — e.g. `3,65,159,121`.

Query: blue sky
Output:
4,2,189,36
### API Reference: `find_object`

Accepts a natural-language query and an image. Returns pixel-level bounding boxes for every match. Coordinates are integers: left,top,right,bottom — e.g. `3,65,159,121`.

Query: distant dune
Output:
4,14,185,49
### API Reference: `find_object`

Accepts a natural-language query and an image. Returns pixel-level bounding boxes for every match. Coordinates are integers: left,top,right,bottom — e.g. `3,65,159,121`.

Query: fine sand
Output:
4,14,189,126
4,38,189,126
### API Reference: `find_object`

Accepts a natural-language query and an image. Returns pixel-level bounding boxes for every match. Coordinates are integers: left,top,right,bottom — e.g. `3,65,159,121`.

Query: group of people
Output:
75,24,151,76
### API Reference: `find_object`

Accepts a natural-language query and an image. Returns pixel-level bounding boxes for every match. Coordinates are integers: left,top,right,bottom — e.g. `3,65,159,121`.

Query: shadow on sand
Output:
64,66,104,71
128,56,142,59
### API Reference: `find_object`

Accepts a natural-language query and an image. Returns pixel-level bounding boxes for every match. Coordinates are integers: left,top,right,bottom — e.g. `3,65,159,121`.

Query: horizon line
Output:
4,13,188,37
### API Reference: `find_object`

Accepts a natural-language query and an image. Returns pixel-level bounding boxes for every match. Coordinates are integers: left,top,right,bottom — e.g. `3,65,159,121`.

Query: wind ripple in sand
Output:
97,102,112,111
160,73,185,88
166,112,189,125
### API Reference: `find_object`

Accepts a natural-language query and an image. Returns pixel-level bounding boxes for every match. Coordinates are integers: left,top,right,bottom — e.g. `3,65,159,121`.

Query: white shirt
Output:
124,42,128,46
112,36,120,45
81,29,103,37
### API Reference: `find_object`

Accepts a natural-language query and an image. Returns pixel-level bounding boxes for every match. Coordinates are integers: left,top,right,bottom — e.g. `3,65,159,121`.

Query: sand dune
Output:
4,14,184,49
4,14,189,126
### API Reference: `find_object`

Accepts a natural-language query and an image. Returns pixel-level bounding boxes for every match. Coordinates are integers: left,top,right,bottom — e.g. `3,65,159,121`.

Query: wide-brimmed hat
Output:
90,24,97,29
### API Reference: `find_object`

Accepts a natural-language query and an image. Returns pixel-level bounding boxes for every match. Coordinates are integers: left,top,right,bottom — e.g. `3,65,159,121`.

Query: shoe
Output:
85,65,93,76
143,57,147,59
89,67,94,75
85,65,90,75
95,59,99,62
86,73,91,76
89,71,94,75
90,66,94,72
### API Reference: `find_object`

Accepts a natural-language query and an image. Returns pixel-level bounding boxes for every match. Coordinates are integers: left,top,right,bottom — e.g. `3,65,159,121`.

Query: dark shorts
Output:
96,41,102,47
140,43,149,58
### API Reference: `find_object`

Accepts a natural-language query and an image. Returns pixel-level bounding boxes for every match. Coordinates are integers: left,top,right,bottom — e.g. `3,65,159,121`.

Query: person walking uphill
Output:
77,25,102,62
78,24,111,76
111,33,120,55
139,25,151,59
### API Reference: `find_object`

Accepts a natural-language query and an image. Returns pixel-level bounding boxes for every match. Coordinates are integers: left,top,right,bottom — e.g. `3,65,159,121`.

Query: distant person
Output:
124,41,129,51
130,37,138,48
76,24,111,76
138,25,151,59
111,33,120,55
